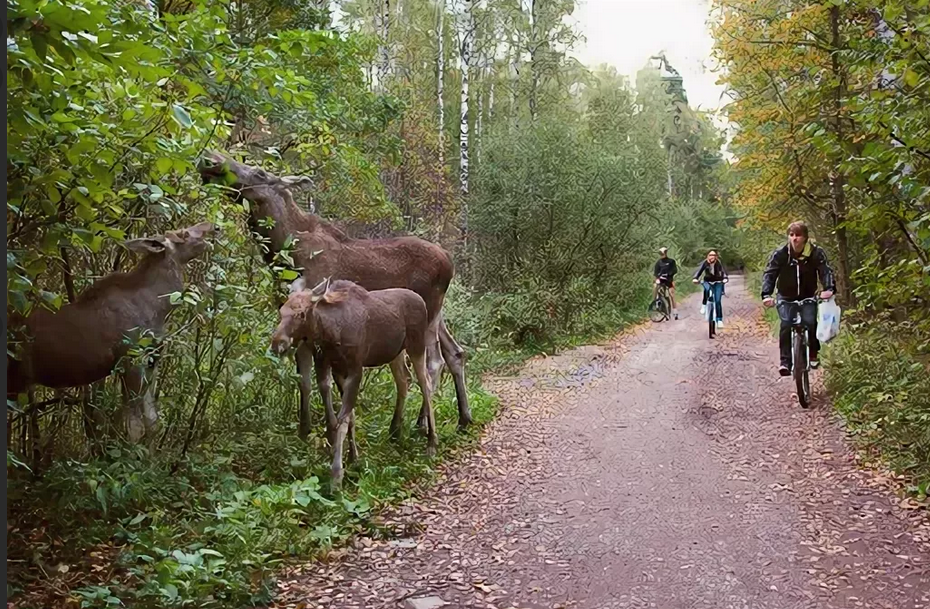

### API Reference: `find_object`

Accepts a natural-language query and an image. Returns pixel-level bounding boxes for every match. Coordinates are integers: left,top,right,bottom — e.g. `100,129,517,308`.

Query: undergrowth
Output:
823,320,930,500
7,279,667,609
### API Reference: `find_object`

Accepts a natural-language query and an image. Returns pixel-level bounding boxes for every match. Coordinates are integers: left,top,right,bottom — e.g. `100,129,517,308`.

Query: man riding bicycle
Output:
761,221,835,376
653,246,678,320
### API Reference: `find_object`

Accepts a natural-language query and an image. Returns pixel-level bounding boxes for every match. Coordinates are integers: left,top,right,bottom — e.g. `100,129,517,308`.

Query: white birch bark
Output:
459,0,473,200
437,0,446,168
376,0,391,91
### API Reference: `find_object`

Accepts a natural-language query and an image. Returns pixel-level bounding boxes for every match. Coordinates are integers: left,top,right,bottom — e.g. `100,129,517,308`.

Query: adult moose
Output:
270,277,437,490
6,221,216,442
197,151,471,440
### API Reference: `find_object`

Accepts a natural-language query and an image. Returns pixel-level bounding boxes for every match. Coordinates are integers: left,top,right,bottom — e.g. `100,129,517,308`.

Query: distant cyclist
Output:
692,250,728,327
761,221,835,376
653,246,678,320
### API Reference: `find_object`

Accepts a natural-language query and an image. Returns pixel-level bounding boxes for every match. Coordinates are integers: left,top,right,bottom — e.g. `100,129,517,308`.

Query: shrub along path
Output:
270,275,930,609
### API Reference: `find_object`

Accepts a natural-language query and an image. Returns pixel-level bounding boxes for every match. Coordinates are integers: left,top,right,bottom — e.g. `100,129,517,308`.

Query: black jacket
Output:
693,259,728,282
760,242,836,300
653,257,678,280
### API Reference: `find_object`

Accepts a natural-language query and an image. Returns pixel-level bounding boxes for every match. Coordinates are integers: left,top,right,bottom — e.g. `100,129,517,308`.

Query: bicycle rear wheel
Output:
707,297,715,338
793,330,811,407
649,297,667,323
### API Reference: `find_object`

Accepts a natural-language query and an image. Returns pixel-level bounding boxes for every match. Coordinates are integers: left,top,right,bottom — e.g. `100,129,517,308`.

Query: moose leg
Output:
419,318,444,430
331,370,362,492
295,343,316,441
312,353,338,445
120,365,152,443
410,350,438,457
388,354,409,441
330,372,357,462
347,410,358,464
140,360,160,439
438,315,472,429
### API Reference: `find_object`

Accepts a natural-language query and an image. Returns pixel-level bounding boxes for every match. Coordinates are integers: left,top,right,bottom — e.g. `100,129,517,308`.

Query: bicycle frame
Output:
703,280,724,338
784,295,819,407
650,276,673,322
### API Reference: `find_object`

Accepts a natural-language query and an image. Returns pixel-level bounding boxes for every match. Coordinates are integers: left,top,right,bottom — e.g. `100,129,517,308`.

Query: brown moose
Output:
198,151,471,441
6,221,216,442
270,277,437,490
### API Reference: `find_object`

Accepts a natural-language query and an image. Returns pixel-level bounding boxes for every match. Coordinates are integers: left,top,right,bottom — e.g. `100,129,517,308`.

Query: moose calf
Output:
6,221,216,442
270,277,437,490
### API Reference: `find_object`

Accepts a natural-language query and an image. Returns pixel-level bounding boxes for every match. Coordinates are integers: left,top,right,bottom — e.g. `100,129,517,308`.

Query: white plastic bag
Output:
817,296,841,343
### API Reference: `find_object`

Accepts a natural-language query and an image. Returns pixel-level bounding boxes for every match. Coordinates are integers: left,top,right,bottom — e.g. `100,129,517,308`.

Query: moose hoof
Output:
426,445,437,459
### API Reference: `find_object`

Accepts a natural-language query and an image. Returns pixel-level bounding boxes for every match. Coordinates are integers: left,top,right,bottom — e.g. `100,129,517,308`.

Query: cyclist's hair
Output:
707,250,717,257
787,221,809,238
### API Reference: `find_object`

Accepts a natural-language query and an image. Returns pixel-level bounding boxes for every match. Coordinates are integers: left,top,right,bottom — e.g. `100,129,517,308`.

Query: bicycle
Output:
778,295,820,408
649,276,673,322
703,280,725,339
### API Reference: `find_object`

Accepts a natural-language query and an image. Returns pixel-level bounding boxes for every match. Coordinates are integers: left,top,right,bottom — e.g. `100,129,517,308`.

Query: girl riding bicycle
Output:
692,250,729,328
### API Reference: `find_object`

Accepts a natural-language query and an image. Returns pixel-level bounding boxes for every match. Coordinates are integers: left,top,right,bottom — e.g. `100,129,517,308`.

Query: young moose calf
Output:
270,278,437,490
7,221,216,442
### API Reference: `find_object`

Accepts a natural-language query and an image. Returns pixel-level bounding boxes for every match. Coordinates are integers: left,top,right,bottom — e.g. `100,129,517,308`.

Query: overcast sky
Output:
568,0,727,114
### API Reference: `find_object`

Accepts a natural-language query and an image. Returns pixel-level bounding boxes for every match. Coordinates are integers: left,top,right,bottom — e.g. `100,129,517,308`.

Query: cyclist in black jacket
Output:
653,247,678,320
761,221,836,376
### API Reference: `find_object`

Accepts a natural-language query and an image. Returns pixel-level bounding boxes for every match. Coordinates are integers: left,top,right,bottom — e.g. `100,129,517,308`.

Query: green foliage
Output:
824,323,930,497
8,374,498,608
713,0,930,493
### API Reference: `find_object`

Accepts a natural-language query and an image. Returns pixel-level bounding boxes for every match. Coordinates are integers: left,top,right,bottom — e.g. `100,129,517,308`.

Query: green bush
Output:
823,322,930,498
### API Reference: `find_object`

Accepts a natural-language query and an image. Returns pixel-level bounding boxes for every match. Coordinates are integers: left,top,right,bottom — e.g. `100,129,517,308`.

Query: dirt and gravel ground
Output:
271,275,930,609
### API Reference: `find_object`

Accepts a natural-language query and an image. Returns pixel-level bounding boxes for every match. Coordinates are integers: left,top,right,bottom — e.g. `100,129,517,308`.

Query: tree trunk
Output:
529,0,538,121
476,67,483,164
376,0,391,91
459,0,472,200
829,5,853,305
437,0,446,168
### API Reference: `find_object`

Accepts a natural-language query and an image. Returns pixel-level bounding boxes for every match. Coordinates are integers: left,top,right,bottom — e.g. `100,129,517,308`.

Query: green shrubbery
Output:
823,322,930,499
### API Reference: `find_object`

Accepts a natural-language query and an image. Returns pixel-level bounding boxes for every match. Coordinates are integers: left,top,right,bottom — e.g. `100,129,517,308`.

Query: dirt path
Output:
272,275,930,609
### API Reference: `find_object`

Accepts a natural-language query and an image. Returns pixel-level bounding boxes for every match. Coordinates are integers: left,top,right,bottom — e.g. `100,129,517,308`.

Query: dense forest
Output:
5,0,927,607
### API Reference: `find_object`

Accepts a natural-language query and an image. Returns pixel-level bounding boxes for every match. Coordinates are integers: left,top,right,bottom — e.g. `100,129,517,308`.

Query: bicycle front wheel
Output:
793,330,811,407
649,299,667,323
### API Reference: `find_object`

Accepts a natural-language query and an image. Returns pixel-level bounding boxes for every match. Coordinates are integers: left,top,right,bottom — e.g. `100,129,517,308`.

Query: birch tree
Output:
437,0,447,167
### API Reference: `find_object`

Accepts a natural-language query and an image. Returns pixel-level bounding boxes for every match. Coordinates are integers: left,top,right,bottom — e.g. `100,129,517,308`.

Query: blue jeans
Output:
703,282,724,321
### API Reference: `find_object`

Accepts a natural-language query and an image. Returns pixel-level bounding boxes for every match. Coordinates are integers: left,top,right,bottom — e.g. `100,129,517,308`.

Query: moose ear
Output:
279,175,314,192
124,237,167,254
309,277,330,303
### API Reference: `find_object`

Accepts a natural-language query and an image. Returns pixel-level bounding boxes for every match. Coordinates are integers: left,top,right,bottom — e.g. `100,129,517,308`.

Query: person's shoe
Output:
674,311,679,320
779,363,791,376
700,305,707,315
810,357,820,369
716,319,724,329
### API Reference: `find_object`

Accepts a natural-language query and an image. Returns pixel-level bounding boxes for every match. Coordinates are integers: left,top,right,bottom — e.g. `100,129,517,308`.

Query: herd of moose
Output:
6,151,474,489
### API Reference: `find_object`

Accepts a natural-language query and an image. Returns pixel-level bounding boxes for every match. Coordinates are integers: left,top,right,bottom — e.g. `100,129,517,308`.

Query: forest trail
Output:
272,275,930,609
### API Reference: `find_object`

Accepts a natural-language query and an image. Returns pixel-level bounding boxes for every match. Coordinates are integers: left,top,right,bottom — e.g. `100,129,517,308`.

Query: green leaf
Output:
171,104,192,128
161,584,178,601
905,69,920,88
155,158,173,175
279,269,300,280
31,32,47,61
